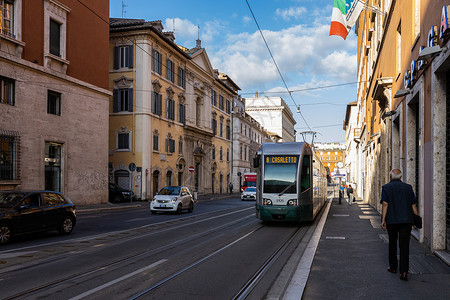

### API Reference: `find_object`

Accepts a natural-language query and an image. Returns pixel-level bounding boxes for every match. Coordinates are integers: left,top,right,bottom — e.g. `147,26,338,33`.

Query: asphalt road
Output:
0,196,321,299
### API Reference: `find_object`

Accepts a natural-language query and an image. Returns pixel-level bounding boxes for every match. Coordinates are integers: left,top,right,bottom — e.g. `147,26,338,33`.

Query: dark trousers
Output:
386,223,412,273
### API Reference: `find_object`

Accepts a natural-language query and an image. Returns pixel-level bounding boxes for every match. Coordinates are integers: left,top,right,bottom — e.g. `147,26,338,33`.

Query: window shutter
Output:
151,92,156,114
128,89,133,112
128,45,133,68
113,47,119,69
113,89,119,112
158,94,163,115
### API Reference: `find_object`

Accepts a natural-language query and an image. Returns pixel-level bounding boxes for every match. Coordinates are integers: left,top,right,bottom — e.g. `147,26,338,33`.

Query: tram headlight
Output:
263,199,272,205
287,199,297,206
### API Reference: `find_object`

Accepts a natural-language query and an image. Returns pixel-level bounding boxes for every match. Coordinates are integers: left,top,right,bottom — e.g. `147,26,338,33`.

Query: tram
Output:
254,142,328,223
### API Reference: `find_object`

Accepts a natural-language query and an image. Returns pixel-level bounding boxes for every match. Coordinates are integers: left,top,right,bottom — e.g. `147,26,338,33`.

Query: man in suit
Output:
381,169,419,281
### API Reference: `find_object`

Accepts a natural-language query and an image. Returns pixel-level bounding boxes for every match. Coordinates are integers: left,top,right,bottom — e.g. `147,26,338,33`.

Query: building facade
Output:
232,96,268,192
0,0,110,204
109,19,237,198
314,143,346,182
244,95,296,142
353,0,450,259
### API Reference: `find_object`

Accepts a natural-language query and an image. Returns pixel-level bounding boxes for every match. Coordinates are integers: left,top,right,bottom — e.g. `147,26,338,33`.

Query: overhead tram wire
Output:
239,81,363,95
245,0,312,131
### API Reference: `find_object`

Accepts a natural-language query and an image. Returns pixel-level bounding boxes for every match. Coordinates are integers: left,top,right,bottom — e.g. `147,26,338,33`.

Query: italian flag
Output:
330,0,349,39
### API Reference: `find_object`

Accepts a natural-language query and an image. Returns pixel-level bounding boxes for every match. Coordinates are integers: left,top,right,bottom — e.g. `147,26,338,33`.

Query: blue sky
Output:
110,0,358,143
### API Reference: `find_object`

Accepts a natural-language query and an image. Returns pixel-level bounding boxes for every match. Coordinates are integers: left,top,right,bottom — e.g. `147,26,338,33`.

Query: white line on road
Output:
282,199,332,300
69,259,167,300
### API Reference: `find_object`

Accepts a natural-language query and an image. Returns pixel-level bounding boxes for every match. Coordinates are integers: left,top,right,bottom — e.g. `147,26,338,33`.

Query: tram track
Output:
2,208,257,299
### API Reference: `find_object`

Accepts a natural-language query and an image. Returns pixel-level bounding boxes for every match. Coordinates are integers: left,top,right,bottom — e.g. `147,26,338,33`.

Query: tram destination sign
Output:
266,155,298,164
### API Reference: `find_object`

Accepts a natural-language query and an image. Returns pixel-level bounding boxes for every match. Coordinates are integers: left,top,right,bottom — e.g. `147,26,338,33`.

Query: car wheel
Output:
151,210,157,214
59,216,75,235
176,204,182,214
0,223,12,245
188,201,194,213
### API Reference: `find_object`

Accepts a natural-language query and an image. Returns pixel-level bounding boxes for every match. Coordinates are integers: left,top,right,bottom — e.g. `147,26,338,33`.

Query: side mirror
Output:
253,157,260,168
19,203,30,210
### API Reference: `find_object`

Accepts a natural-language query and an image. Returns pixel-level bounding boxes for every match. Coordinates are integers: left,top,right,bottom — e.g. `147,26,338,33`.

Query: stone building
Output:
353,0,450,260
0,0,110,204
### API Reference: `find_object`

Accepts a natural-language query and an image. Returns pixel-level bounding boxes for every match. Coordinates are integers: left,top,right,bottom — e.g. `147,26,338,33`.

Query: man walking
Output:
381,169,419,281
347,184,354,205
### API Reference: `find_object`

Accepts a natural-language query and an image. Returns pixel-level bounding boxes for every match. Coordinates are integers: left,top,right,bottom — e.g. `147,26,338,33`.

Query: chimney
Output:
196,39,202,48
255,91,258,98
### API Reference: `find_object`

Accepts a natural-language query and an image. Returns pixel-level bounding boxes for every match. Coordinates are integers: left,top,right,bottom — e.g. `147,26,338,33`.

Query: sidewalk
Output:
301,197,450,300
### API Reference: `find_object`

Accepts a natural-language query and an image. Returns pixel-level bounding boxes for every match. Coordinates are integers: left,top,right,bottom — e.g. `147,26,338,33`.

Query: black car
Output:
0,190,76,245
109,183,133,202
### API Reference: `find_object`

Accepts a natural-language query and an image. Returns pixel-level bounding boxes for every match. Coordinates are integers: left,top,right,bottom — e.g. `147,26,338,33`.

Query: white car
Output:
150,186,194,214
241,187,257,201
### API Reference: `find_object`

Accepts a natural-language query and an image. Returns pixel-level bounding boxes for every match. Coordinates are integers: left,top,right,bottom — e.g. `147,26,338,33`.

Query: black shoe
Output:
387,268,397,273
400,272,408,281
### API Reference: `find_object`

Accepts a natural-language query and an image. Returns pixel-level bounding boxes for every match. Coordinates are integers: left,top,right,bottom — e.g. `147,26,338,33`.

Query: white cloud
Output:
243,15,252,24
210,23,357,91
164,18,198,46
275,7,307,21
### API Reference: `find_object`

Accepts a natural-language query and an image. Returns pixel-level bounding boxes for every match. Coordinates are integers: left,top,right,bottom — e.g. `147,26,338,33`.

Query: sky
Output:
110,0,358,144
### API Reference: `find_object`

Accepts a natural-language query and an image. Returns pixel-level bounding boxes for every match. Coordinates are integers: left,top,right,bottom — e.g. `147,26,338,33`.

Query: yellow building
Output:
109,19,189,199
313,143,346,179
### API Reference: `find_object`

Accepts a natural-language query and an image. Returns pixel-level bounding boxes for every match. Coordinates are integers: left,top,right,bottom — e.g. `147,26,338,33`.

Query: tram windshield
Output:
263,155,299,194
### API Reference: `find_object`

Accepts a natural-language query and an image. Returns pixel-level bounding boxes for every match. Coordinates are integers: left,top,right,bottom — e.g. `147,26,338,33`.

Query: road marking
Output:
333,214,349,217
283,199,332,300
326,236,346,240
69,259,167,300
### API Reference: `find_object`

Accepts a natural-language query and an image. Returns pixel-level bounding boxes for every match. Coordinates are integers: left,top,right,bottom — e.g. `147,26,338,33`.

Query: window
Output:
47,90,61,115
42,192,65,206
226,120,230,140
152,49,162,75
0,76,14,105
178,103,186,124
113,88,133,112
0,132,18,180
240,145,242,159
219,95,224,110
219,120,223,137
166,59,175,82
220,147,223,161
212,146,215,160
117,132,130,150
178,67,186,88
0,0,14,37
113,45,133,69
153,133,159,151
227,148,230,161
167,98,175,120
49,19,60,57
212,118,217,135
226,99,231,114
211,89,217,106
152,91,162,115
166,137,175,153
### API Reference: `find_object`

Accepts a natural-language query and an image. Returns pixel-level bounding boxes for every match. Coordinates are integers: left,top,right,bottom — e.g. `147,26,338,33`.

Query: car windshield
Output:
245,187,257,192
158,187,181,195
0,192,25,208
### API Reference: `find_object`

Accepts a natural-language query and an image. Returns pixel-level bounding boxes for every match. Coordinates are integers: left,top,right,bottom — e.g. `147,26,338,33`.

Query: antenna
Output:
197,25,200,40
121,0,127,18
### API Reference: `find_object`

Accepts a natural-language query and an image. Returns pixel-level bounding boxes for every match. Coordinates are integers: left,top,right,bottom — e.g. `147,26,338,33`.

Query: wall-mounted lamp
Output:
297,105,301,113
394,89,411,98
418,45,447,60
381,110,397,119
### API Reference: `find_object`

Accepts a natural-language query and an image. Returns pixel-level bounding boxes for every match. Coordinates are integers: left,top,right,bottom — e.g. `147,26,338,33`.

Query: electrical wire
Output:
245,0,312,131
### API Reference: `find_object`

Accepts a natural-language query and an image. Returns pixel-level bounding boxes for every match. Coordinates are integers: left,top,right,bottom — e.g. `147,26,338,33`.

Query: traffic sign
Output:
128,162,136,172
188,166,195,173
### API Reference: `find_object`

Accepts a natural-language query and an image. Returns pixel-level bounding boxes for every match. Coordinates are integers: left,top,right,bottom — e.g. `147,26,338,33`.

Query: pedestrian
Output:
339,183,345,204
229,182,233,194
347,184,354,205
381,169,419,281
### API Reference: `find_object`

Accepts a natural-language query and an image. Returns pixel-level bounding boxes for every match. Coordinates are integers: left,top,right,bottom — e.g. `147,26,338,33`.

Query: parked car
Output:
150,186,194,214
109,183,133,202
0,190,77,245
241,187,257,201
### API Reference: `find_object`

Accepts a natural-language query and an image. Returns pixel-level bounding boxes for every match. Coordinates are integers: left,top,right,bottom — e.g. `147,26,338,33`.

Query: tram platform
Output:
299,196,450,300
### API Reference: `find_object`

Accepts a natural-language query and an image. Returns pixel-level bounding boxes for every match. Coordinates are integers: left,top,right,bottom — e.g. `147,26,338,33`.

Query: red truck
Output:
241,173,257,192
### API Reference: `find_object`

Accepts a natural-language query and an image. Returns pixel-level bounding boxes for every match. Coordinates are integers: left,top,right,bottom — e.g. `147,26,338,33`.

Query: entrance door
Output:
45,142,62,192
153,171,159,195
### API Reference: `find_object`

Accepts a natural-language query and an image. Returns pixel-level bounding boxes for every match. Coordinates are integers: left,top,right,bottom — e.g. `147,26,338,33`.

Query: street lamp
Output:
394,89,411,98
417,45,447,60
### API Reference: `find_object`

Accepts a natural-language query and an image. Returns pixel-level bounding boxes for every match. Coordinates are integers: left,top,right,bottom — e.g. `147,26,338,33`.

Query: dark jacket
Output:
380,179,417,224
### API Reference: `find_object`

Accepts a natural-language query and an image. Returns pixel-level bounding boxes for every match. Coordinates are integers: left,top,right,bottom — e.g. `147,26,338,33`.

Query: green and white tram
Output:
254,142,327,223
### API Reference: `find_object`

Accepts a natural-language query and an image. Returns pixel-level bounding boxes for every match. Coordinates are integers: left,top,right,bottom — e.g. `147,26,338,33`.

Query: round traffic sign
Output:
188,166,195,173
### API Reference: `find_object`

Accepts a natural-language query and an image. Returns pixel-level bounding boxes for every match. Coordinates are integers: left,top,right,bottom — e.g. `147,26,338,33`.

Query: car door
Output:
41,192,66,229
181,188,190,208
12,193,44,234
